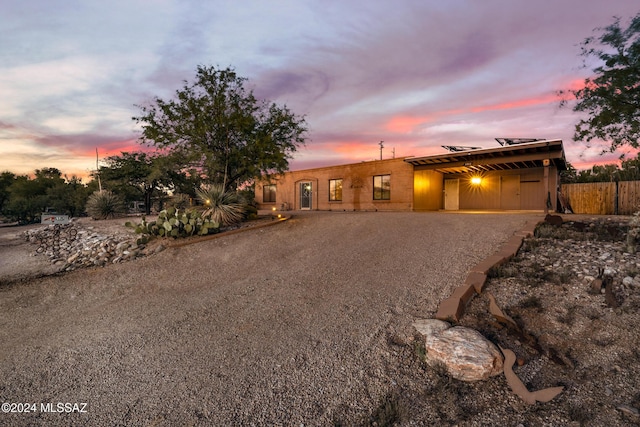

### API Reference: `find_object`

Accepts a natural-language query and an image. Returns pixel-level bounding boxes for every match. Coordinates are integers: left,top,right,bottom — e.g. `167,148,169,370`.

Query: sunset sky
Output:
2,1,639,181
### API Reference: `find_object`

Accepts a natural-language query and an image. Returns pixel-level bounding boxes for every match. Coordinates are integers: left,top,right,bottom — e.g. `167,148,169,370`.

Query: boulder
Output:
413,318,450,337
415,319,503,381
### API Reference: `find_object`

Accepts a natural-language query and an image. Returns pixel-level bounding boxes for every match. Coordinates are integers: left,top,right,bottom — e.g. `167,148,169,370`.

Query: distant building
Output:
256,139,567,212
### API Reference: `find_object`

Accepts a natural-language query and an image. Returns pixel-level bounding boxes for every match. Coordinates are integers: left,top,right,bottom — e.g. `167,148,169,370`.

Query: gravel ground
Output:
460,216,640,427
0,211,540,426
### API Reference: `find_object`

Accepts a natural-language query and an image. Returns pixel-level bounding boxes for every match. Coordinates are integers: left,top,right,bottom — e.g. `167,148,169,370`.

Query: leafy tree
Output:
0,168,93,222
619,155,640,180
4,174,47,223
99,152,181,215
575,164,620,182
133,66,307,190
0,171,15,214
560,13,640,151
47,175,92,217
566,153,640,183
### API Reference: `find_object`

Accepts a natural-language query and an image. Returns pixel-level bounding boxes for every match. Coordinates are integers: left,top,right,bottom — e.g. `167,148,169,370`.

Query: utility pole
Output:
379,140,384,160
392,147,395,159
96,148,102,192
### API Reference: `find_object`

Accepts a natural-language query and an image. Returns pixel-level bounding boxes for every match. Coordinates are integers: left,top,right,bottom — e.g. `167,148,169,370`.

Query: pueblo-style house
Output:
255,139,567,213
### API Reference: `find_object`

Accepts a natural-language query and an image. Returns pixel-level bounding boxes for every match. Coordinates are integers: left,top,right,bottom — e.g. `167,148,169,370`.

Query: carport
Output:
406,139,568,212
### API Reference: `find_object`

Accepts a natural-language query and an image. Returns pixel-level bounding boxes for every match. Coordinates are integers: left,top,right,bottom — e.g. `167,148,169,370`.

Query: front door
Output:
300,182,312,210
444,179,459,210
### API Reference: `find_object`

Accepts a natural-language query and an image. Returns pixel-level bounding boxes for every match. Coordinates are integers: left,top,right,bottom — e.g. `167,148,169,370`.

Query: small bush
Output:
557,305,578,326
166,193,191,210
519,295,544,311
488,264,519,279
534,223,575,240
520,238,540,252
568,403,593,424
413,335,427,361
85,190,125,220
366,392,406,426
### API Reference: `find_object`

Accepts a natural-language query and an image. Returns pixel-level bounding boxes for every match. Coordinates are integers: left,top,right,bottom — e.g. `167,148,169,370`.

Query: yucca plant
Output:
195,184,245,226
85,190,125,220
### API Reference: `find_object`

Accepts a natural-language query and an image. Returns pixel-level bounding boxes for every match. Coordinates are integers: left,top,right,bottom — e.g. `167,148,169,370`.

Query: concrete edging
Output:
435,220,540,322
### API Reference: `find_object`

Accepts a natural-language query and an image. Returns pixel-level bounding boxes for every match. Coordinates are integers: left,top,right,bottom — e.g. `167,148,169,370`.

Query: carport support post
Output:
543,160,550,214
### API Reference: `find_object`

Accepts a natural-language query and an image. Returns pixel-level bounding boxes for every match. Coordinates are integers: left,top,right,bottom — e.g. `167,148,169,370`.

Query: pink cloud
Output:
470,92,559,113
385,116,431,134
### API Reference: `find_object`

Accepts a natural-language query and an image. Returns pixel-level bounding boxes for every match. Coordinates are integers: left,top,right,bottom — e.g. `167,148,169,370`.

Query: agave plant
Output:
195,184,245,226
85,190,125,220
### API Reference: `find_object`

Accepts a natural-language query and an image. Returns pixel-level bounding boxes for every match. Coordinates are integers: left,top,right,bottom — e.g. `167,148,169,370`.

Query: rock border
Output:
428,217,569,404
435,220,537,322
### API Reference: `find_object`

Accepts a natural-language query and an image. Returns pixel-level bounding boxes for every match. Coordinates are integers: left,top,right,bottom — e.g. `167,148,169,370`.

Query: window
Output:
329,179,342,201
263,184,276,203
373,175,391,200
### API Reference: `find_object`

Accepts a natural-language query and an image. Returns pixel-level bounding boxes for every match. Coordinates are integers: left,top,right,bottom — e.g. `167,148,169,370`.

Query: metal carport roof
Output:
404,139,567,174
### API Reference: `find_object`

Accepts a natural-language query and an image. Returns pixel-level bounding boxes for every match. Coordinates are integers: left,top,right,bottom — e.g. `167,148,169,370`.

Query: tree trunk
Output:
144,189,152,215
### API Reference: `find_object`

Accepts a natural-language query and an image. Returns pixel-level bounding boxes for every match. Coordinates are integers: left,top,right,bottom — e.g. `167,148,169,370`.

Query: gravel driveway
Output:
0,211,540,426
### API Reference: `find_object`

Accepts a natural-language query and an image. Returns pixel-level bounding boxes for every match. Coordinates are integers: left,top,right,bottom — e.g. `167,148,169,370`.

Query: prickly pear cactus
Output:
125,208,221,241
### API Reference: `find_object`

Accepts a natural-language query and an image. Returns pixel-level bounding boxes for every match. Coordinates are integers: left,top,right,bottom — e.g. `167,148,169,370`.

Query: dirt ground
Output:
0,211,638,426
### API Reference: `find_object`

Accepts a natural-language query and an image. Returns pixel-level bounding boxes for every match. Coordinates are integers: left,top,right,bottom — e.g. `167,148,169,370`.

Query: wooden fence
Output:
560,181,640,215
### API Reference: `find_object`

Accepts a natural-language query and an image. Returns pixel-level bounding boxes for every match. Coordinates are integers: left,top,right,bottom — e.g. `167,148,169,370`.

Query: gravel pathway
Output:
0,211,540,426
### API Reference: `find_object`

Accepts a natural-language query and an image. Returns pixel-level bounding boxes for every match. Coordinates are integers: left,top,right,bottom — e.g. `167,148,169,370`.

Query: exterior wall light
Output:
471,177,482,185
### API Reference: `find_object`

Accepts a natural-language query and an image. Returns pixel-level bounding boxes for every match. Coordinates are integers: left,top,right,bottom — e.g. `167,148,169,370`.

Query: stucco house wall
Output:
440,167,559,211
256,158,415,211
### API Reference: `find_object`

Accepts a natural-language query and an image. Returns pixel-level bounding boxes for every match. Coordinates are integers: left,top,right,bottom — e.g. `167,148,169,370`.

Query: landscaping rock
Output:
24,223,140,272
412,319,450,338
416,321,504,382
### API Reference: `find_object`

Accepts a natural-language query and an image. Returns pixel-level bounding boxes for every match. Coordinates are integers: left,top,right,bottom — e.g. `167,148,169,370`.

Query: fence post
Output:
614,180,619,215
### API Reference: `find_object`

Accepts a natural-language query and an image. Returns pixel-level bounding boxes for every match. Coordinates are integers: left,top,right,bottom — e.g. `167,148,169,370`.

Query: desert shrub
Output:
534,223,574,240
557,305,578,326
488,263,520,279
366,391,407,426
413,335,427,361
237,189,259,220
85,190,125,220
568,403,593,425
536,267,558,284
196,184,245,226
520,238,540,252
165,193,191,210
519,295,543,311
627,211,640,253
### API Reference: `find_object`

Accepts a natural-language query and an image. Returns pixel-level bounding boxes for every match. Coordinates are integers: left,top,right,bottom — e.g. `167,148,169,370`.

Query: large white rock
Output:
415,319,504,382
